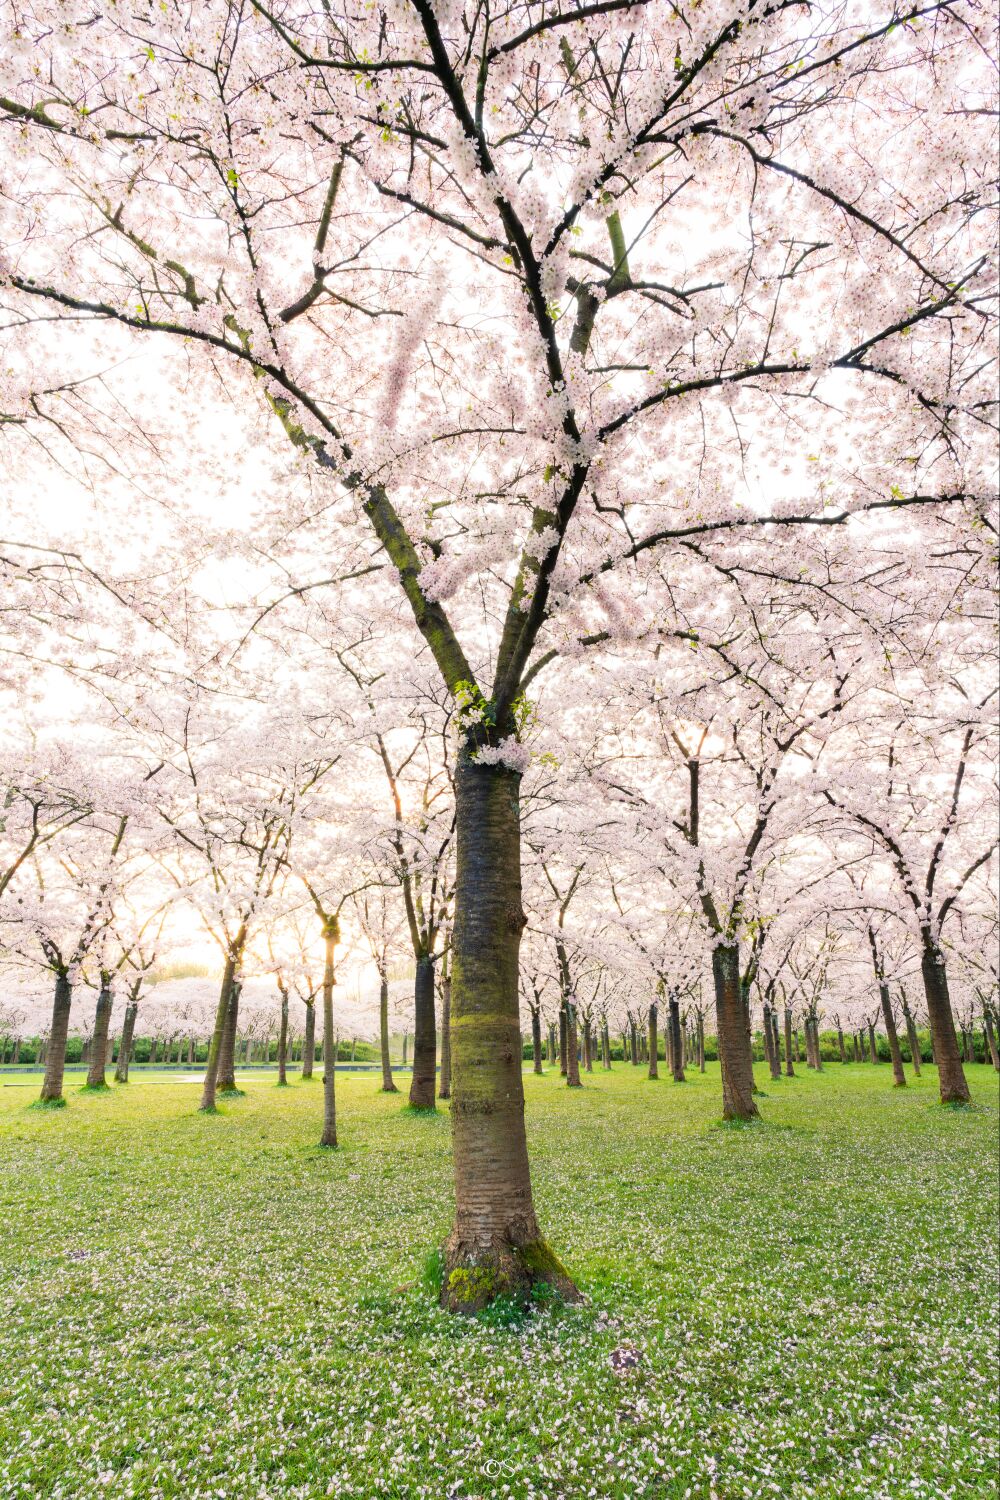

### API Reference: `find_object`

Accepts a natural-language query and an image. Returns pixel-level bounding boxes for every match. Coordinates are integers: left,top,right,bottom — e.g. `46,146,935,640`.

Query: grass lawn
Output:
0,1063,996,1500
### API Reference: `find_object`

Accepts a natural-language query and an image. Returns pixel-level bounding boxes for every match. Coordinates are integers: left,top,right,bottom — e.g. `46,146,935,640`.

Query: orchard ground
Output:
0,1065,996,1500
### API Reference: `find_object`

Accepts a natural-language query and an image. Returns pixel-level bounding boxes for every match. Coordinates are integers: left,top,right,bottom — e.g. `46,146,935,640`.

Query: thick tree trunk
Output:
86,985,113,1088
372,979,394,1092
984,1010,1000,1072
530,1005,544,1075
669,997,685,1084
565,1003,582,1087
320,921,339,1148
409,955,437,1108
647,1004,659,1079
216,976,242,1093
783,1009,795,1077
713,944,758,1120
438,973,452,1099
277,989,289,1086
441,757,577,1313
878,985,906,1087
920,943,970,1103
39,973,72,1104
302,1002,316,1079
114,1000,138,1083
200,954,239,1112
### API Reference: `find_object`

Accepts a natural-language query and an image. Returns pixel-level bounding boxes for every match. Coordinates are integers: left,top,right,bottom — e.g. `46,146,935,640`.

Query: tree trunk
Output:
547,1022,556,1065
811,1017,823,1071
39,973,72,1104
984,1009,1000,1073
868,1023,878,1065
409,954,437,1109
200,954,239,1112
530,1005,544,1075
114,1000,138,1083
565,1003,582,1087
438,972,452,1099
669,997,685,1084
216,975,242,1093
698,1013,706,1073
302,1002,316,1079
647,1004,658,1079
320,920,339,1147
713,944,758,1120
602,1022,611,1069
441,756,577,1313
878,985,906,1087
86,985,113,1088
763,1004,781,1081
277,989,289,1086
558,1007,568,1075
783,1009,795,1077
837,1025,846,1063
629,1022,639,1066
377,979,397,1092
901,1005,922,1076
583,1016,593,1073
919,942,970,1102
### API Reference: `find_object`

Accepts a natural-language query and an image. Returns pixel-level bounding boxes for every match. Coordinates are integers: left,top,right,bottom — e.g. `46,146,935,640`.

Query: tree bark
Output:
320,919,339,1147
601,1022,611,1069
698,1013,706,1073
302,1001,316,1079
216,976,242,1093
669,997,685,1084
583,1015,593,1073
85,985,113,1088
558,1006,568,1075
530,1004,544,1075
39,973,72,1103
565,1003,582,1087
867,1023,878,1064
409,954,437,1108
783,1008,795,1077
836,1025,846,1064
647,1003,659,1079
115,999,138,1083
984,1009,1000,1073
763,1003,781,1081
919,943,970,1103
901,1004,922,1076
277,988,289,1086
878,986,906,1087
438,972,452,1099
713,944,758,1119
441,756,577,1312
201,953,239,1112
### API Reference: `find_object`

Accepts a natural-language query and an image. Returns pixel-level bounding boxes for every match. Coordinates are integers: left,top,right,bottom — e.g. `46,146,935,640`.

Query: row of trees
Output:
2,0,996,1310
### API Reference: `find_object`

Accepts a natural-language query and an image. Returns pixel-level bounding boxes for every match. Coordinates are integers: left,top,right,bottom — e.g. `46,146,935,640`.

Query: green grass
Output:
0,1063,996,1500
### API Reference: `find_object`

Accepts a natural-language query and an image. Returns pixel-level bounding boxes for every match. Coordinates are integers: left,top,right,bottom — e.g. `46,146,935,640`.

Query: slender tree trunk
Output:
602,1022,611,1069
984,1010,1000,1073
200,954,239,1112
320,920,339,1148
547,1022,556,1066
409,955,437,1108
439,972,452,1100
878,985,906,1087
402,1030,408,1067
783,1009,795,1077
712,944,757,1119
919,942,970,1103
114,1000,138,1083
85,985,113,1088
277,989,289,1086
837,1025,846,1063
558,1007,568,1076
698,1013,706,1073
565,1003,582,1087
441,757,577,1312
812,1017,824,1071
530,1005,544,1075
647,1004,659,1079
39,973,72,1104
377,978,398,1093
763,1004,781,1081
669,997,685,1084
868,1023,879,1065
901,1006,922,1076
302,1002,316,1080
629,1022,639,1066
583,1016,593,1073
